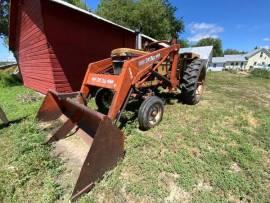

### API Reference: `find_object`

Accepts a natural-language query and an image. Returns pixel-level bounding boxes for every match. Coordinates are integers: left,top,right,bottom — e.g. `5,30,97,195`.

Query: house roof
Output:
224,54,246,62
212,57,226,63
211,48,270,64
244,48,270,58
212,55,246,63
179,46,213,60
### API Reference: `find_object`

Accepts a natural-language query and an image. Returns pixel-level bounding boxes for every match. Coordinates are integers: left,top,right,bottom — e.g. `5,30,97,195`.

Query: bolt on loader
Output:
37,39,206,200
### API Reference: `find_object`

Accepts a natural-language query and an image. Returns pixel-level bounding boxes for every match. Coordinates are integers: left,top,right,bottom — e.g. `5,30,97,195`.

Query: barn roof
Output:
50,0,164,44
9,0,159,50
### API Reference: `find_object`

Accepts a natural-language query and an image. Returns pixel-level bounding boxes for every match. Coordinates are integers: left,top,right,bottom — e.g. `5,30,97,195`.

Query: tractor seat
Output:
111,48,148,57
111,48,148,75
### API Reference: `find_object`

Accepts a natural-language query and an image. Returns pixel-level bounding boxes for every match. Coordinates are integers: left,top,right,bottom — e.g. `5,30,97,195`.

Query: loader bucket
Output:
37,90,124,201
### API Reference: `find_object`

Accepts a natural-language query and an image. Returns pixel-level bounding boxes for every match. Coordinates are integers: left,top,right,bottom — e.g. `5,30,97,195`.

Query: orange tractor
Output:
37,40,206,200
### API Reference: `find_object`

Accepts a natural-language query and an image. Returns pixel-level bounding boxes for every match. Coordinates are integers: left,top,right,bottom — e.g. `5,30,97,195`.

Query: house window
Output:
260,52,263,57
235,62,239,66
213,64,217,67
268,64,270,67
262,62,265,66
231,62,234,66
254,62,257,65
241,62,244,67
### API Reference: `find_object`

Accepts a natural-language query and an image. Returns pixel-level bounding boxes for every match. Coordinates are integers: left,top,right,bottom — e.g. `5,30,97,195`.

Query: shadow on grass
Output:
0,117,27,130
117,92,182,129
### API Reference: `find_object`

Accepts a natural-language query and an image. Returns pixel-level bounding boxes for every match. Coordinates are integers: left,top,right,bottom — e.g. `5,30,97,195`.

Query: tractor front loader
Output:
37,40,206,200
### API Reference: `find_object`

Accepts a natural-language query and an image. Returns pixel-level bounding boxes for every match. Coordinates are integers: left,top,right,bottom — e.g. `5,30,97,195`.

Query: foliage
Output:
250,68,270,79
194,37,223,57
63,0,89,10
0,72,21,87
96,0,184,40
178,39,190,48
0,0,9,37
224,49,247,55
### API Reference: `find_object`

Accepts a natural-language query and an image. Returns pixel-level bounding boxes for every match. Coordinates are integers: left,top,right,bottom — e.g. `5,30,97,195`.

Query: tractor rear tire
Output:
138,96,164,131
181,59,206,105
95,88,114,114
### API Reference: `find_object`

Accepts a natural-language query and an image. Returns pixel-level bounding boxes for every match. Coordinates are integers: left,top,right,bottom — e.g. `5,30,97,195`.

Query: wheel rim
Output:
148,103,162,126
196,70,205,98
196,81,204,97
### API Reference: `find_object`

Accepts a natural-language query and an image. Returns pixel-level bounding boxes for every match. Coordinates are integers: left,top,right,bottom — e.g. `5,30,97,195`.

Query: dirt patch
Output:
17,92,42,104
39,119,90,201
53,135,89,178
228,194,252,203
159,172,191,203
187,147,201,158
53,133,90,202
243,112,259,128
194,180,213,192
230,162,242,173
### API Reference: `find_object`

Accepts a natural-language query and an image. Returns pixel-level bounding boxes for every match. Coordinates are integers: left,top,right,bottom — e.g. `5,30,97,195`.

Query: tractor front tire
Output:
138,96,164,131
181,59,206,105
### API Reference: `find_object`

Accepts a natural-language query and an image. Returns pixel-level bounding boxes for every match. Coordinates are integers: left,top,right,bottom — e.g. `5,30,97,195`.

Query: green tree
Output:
64,0,89,10
0,0,9,38
96,0,184,40
224,49,246,55
195,38,223,57
178,39,190,48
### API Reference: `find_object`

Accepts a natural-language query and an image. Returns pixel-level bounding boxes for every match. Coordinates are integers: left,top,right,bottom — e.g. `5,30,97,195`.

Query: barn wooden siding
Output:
9,0,147,94
13,0,60,93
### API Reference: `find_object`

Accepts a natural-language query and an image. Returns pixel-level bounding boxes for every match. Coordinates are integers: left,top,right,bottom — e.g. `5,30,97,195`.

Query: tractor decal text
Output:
91,77,115,85
138,53,161,67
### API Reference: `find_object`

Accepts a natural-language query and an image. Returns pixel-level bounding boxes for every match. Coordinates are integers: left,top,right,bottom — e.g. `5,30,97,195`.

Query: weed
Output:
250,68,270,79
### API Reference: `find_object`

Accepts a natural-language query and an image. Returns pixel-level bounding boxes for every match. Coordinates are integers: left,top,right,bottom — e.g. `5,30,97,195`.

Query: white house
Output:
244,48,270,69
209,57,225,71
209,48,270,71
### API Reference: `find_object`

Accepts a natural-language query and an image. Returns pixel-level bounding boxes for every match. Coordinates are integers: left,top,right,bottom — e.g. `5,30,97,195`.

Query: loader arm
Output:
79,44,181,120
80,58,113,97
37,42,181,201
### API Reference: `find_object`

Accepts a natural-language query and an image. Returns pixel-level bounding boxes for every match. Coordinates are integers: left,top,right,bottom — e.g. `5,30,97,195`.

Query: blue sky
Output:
1,0,270,61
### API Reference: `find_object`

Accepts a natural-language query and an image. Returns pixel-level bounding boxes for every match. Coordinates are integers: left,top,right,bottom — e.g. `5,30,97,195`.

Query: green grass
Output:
0,72,21,87
250,68,270,79
0,72,269,202
0,77,63,202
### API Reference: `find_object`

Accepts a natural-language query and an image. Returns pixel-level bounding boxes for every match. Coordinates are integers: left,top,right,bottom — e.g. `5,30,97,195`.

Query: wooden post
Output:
0,107,9,125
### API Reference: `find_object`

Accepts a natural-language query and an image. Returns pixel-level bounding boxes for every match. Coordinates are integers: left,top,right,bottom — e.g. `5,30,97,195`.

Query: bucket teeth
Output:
37,90,124,201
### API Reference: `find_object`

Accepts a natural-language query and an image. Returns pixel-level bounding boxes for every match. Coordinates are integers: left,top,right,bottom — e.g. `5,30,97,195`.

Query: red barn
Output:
9,0,156,94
